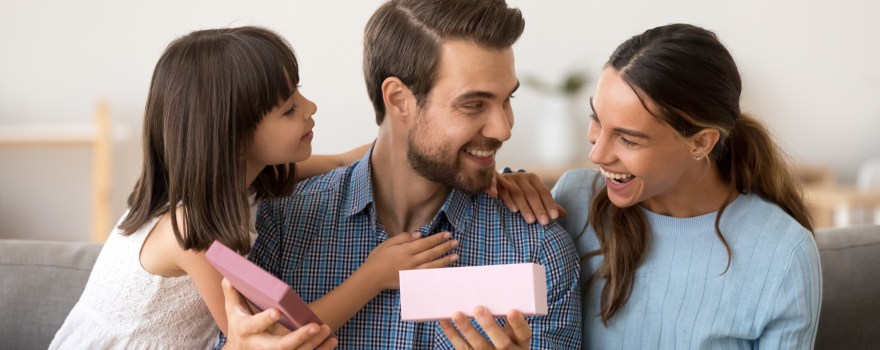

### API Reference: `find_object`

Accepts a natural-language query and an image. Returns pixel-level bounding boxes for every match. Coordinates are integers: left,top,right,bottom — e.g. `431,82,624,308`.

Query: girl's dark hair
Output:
587,23,814,324
120,26,300,254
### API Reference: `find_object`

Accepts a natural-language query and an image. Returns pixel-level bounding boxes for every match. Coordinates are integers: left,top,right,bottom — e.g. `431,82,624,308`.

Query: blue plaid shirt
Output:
226,150,581,349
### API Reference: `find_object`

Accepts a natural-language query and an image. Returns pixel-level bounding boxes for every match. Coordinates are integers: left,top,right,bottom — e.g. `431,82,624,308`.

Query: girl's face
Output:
249,89,316,171
587,68,701,211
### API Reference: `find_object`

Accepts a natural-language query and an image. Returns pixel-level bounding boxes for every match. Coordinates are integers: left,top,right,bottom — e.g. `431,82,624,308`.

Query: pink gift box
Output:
399,263,548,322
205,241,326,333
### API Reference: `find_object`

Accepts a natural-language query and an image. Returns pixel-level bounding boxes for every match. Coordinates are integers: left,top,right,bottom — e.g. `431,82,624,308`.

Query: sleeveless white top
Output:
49,214,220,349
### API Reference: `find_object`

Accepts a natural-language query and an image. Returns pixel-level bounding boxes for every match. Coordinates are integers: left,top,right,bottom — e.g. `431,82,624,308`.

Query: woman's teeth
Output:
600,168,634,183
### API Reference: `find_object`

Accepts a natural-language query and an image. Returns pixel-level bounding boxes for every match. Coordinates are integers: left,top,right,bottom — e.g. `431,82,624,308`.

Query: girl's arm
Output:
139,212,231,335
295,143,371,181
309,231,459,331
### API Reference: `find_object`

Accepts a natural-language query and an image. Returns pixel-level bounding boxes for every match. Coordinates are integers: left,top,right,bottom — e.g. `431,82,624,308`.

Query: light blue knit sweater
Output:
552,169,821,350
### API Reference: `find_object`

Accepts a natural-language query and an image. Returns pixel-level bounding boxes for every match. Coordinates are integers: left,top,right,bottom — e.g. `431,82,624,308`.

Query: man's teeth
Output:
464,148,494,158
600,168,634,181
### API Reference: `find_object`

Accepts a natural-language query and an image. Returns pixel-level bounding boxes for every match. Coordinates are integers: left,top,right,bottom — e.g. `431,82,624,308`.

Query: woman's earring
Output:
695,155,703,161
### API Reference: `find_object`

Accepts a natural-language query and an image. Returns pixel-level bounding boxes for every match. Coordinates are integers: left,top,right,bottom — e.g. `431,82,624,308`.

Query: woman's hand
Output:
490,171,567,225
221,278,337,350
361,232,459,291
439,307,531,350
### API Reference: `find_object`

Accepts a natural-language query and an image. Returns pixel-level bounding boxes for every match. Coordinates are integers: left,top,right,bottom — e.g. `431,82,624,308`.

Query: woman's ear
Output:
690,128,721,160
381,77,414,125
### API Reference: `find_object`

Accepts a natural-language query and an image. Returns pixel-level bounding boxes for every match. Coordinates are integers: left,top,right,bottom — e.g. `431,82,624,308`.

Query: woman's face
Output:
587,68,701,211
249,89,316,172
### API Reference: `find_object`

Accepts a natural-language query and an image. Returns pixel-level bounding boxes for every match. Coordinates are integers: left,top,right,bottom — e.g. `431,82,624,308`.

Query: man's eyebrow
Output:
454,81,521,102
589,96,651,139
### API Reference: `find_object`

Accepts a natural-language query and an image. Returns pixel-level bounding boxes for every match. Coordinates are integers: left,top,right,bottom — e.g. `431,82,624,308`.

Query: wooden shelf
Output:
0,101,112,242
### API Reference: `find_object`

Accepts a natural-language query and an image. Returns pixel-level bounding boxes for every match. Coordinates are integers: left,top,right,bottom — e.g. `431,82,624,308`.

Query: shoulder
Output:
723,193,820,274
470,193,576,255
551,168,601,211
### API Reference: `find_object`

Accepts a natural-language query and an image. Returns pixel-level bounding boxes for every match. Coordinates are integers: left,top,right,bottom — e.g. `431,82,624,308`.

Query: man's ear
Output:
381,77,414,124
690,128,721,159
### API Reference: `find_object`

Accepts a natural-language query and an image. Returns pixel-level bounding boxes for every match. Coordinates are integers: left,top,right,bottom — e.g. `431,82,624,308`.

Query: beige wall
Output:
2,0,878,240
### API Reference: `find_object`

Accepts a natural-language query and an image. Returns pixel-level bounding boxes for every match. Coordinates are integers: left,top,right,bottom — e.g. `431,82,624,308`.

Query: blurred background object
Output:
1,0,879,241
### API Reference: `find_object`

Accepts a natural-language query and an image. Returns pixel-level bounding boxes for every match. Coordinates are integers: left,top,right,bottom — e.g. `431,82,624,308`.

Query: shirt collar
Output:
346,144,375,217
344,144,475,233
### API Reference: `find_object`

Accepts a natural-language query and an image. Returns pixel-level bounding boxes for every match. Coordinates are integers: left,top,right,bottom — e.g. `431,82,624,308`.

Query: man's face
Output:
407,40,518,194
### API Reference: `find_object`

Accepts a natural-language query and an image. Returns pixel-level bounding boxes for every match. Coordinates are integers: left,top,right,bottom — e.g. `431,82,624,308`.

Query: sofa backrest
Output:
0,225,878,349
814,224,880,350
0,239,102,350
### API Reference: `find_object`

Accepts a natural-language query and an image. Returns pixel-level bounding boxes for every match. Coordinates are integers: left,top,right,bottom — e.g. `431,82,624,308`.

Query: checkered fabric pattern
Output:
219,149,582,349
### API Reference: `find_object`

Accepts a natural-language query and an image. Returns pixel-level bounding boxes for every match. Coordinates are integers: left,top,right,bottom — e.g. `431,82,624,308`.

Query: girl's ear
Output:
381,77,415,125
690,128,721,160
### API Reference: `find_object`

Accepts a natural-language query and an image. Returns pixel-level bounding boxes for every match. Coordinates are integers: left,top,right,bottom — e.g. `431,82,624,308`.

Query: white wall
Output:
2,0,878,240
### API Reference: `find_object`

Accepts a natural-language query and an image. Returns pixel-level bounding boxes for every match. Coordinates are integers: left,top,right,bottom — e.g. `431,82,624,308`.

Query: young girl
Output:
444,23,822,349
50,26,458,349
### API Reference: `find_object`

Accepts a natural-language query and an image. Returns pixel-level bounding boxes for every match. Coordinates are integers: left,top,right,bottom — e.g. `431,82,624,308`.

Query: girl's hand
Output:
362,231,459,291
490,171,566,225
439,307,531,350
221,278,337,350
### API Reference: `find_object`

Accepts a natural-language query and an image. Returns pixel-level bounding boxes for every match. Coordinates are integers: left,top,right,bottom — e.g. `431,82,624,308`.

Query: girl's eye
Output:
284,106,296,116
620,137,638,147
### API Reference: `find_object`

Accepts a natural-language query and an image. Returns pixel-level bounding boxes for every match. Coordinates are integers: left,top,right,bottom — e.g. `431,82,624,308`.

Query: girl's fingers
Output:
316,336,339,350
415,253,459,269
413,237,458,264
405,231,452,253
289,324,333,350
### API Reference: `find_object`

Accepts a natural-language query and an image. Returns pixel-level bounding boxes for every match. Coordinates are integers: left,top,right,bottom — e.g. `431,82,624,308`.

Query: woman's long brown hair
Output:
119,27,301,254
587,23,814,324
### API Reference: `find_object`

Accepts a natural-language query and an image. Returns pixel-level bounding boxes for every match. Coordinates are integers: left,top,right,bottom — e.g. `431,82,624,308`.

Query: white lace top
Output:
49,215,220,349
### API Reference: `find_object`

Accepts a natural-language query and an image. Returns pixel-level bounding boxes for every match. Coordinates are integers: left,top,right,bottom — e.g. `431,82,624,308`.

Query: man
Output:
224,0,581,348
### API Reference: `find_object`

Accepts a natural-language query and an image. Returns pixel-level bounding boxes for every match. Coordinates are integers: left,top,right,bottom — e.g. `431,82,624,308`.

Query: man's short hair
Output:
363,0,525,125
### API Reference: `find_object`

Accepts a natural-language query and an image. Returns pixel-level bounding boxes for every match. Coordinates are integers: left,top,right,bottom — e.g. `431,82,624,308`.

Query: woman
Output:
442,23,821,349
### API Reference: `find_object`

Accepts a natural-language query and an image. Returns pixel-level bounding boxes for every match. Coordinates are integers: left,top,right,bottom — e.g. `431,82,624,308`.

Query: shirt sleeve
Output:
758,236,822,349
529,222,583,349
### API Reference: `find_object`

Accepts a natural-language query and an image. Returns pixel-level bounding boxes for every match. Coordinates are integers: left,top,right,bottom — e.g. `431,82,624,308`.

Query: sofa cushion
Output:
815,225,880,350
0,239,102,350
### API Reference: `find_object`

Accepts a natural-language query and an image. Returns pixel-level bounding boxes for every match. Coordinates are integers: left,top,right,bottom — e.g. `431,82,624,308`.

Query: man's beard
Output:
406,120,500,195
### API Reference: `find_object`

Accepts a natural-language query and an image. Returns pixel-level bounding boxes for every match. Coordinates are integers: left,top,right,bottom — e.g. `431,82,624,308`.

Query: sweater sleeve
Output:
758,235,822,349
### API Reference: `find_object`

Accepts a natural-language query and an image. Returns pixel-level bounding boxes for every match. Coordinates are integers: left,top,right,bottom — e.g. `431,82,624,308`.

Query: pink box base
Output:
399,263,547,322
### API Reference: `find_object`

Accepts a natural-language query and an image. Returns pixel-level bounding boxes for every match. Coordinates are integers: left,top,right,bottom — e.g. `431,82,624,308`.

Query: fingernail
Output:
450,240,458,248
550,209,559,219
449,254,459,262
525,213,535,223
412,232,421,238
308,325,319,334
540,215,549,225
444,232,452,239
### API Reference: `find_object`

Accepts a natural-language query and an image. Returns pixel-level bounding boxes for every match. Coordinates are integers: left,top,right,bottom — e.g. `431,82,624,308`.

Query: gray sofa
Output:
1,225,878,349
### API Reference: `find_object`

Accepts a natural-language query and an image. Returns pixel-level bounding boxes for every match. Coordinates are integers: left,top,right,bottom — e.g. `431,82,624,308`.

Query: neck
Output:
370,127,450,236
643,161,735,218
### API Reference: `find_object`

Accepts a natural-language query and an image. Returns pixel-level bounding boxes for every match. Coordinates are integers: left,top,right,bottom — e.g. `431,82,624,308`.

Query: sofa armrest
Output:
0,239,102,350
815,224,880,350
